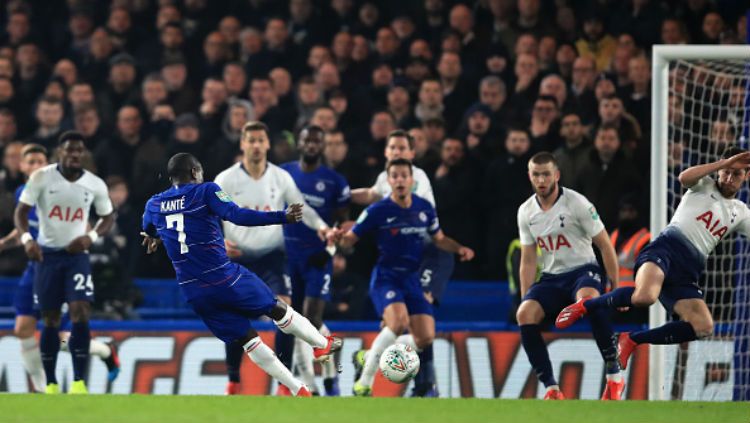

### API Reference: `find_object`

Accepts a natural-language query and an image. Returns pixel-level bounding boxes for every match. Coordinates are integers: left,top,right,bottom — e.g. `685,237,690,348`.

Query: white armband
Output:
87,230,99,243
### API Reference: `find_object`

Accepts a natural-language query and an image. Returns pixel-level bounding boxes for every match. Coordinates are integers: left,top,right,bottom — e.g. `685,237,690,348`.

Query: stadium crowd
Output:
0,0,747,318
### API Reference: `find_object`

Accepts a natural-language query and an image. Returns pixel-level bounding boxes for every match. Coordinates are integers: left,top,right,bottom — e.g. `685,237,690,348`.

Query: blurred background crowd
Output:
0,0,747,319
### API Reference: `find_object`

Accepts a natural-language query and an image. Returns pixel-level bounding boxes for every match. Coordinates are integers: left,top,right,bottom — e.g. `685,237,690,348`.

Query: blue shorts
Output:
523,264,604,316
369,266,433,317
187,269,277,344
634,226,706,313
14,262,38,317
235,249,291,297
287,249,332,300
34,250,93,311
418,243,455,303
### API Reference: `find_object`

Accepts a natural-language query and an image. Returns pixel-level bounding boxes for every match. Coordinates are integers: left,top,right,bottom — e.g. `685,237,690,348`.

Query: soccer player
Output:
141,152,342,397
336,158,474,397
281,125,350,396
0,144,120,392
350,129,452,396
15,131,115,394
557,147,750,370
517,152,623,400
214,121,331,395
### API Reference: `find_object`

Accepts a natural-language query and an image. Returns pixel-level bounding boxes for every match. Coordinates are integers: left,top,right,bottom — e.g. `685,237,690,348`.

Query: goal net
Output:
653,46,750,401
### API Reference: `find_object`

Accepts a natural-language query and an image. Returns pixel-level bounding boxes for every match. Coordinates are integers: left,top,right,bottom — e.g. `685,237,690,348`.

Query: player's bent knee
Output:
689,318,714,339
516,301,543,325
630,291,657,308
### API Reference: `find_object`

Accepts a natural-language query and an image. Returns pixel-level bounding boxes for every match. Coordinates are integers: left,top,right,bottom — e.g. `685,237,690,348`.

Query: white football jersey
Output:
214,162,326,257
372,165,435,207
667,176,750,258
517,187,606,274
19,164,113,249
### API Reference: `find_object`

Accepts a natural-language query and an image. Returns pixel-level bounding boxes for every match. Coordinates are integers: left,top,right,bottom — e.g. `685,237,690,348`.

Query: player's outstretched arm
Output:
678,151,750,188
592,229,619,290
206,184,291,226
14,203,42,262
350,188,382,205
432,230,474,261
518,244,537,298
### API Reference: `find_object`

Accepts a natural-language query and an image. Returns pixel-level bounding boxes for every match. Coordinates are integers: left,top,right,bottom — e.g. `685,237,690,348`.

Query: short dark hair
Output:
535,95,558,109
58,130,85,145
21,143,47,157
596,123,620,138
529,151,558,167
167,152,201,180
241,120,269,137
721,146,747,159
300,124,324,136
386,158,413,175
386,129,414,149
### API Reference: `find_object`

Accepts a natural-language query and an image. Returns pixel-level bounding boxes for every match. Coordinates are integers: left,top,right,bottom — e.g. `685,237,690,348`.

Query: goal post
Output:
651,45,750,401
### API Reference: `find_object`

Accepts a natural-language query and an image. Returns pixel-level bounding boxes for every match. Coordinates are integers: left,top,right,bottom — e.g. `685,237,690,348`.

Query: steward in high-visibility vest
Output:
610,227,650,288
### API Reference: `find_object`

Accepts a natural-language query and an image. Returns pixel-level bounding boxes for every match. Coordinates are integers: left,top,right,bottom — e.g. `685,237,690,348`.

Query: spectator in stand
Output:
438,51,474,133
0,109,17,153
387,84,418,129
0,141,24,192
161,54,197,115
701,12,724,44
295,76,323,130
622,55,651,135
310,106,338,133
528,95,560,152
223,62,248,99
554,112,591,188
459,103,502,163
100,53,139,121
510,53,540,118
482,128,533,279
661,18,690,45
410,126,440,177
478,75,510,127
140,74,169,121
73,103,108,152
539,74,571,114
575,124,642,231
199,77,229,142
569,56,598,124
576,12,616,72
362,110,396,183
30,96,66,152
596,95,641,158
415,78,444,125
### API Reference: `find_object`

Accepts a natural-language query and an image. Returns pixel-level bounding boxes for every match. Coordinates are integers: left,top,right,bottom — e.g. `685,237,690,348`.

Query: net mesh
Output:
664,58,750,401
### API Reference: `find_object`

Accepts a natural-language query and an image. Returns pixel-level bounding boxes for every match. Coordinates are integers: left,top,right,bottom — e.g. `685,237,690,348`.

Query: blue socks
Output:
588,308,620,374
225,342,243,383
275,330,295,370
40,325,60,385
67,321,90,381
520,324,557,387
584,287,635,311
416,344,436,387
630,321,698,345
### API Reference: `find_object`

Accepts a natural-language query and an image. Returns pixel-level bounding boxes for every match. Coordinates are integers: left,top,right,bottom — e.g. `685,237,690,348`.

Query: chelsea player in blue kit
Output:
281,125,350,396
141,153,343,397
334,159,474,396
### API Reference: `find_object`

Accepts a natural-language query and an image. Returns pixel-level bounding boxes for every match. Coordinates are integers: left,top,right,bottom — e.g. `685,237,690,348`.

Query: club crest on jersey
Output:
536,234,571,251
695,210,728,238
315,181,326,192
48,206,84,222
559,215,565,227
419,212,427,222
215,191,232,203
589,206,599,220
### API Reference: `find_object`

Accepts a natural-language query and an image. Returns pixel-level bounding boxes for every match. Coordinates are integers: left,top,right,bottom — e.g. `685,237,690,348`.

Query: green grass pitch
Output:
0,395,747,423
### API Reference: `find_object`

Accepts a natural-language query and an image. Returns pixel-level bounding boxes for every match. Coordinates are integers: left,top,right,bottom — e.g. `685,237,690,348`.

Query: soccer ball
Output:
379,343,420,384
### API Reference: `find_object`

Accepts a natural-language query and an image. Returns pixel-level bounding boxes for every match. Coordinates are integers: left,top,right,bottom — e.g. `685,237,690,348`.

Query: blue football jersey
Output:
15,184,38,239
142,182,287,299
352,195,440,273
280,161,350,254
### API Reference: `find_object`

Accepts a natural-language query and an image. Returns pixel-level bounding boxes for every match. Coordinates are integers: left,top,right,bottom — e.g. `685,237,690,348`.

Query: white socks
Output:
274,306,327,349
319,324,337,379
606,373,623,382
293,338,317,391
358,327,397,387
89,340,111,359
60,337,110,358
244,337,304,396
396,334,418,350
19,337,45,392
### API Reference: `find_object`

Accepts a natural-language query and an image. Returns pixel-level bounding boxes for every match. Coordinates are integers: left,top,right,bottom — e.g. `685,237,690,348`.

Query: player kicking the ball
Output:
141,153,342,397
334,158,473,397
517,152,623,400
557,147,750,371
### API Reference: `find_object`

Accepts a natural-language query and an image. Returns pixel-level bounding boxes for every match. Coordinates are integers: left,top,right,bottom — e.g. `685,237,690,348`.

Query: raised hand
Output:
724,151,750,170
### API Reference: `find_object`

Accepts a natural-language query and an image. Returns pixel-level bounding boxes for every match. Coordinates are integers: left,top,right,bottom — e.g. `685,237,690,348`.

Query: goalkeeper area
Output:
0,395,747,423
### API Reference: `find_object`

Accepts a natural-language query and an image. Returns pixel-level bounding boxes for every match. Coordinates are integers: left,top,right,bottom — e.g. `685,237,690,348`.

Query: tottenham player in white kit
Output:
14,131,114,394
214,121,330,395
350,129,449,396
517,152,623,400
558,147,750,370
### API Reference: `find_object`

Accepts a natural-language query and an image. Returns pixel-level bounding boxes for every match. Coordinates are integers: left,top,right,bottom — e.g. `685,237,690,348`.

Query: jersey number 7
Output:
166,213,189,254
